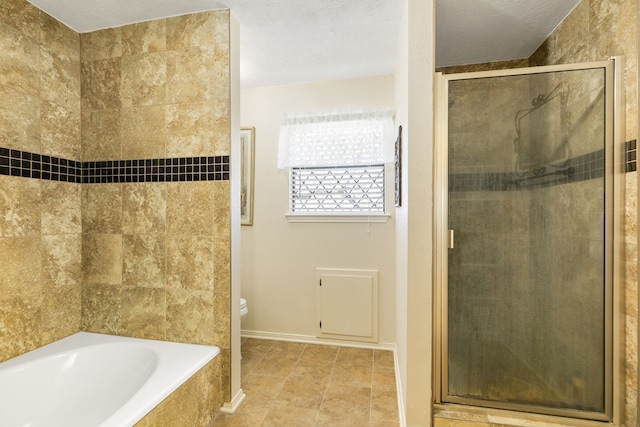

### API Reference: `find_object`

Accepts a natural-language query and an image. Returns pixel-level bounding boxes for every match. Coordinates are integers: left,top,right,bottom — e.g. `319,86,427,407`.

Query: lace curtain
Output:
277,107,395,168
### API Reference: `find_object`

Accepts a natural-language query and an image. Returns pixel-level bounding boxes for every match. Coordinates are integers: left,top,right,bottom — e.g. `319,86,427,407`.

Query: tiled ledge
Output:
0,146,229,183
433,404,613,427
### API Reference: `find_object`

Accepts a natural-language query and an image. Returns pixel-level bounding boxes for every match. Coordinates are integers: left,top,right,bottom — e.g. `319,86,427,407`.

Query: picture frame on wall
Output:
240,127,255,226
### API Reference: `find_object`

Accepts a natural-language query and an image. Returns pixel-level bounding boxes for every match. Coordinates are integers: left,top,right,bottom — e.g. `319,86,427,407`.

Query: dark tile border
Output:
0,146,229,183
0,147,82,182
625,139,637,173
449,146,622,192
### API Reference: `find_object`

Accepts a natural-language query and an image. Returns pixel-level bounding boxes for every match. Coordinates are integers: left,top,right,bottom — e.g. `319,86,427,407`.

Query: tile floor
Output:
211,337,400,426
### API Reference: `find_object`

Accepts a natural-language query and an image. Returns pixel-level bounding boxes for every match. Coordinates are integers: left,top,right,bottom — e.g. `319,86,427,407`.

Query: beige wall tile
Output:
166,102,215,157
122,20,166,56
166,288,214,344
166,235,214,291
121,287,166,339
81,109,122,161
40,12,79,61
0,236,42,297
40,100,81,159
0,0,40,40
213,236,230,295
42,234,81,288
41,283,81,344
213,292,229,346
213,180,230,237
0,295,42,362
0,176,41,237
82,184,123,233
0,22,40,97
123,234,165,288
0,87,40,152
81,282,122,334
121,106,167,159
82,233,123,285
166,47,214,104
167,182,215,235
121,52,167,108
81,58,122,111
41,181,81,234
122,183,166,234
40,46,81,113
166,12,215,51
81,27,122,62
213,42,230,100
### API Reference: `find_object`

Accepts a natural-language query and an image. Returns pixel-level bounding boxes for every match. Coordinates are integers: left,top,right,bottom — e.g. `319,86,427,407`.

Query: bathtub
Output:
0,332,220,427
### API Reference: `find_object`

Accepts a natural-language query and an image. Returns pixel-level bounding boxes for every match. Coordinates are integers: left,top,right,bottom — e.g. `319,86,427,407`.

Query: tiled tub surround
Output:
0,332,221,427
0,0,233,419
79,8,233,404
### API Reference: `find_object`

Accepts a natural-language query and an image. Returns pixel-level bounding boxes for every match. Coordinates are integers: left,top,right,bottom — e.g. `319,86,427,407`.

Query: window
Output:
278,107,394,221
290,164,385,213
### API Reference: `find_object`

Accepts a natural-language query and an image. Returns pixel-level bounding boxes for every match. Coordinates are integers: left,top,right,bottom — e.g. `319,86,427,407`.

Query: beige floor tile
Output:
336,347,373,365
298,344,339,365
275,372,330,410
373,349,394,369
269,340,307,356
290,364,333,382
316,413,370,427
241,350,265,379
241,375,287,405
224,338,399,427
242,338,276,354
371,384,399,421
370,417,400,427
319,384,371,419
251,350,300,377
329,362,373,387
372,366,396,387
261,405,319,426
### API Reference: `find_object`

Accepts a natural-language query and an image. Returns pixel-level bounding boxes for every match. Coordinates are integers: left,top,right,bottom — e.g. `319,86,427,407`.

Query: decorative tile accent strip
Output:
625,139,637,173
0,147,83,182
0,146,229,183
449,148,605,192
82,156,230,183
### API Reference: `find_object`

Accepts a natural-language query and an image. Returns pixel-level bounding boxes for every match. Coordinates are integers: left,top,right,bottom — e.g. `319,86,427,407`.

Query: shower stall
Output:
434,60,624,422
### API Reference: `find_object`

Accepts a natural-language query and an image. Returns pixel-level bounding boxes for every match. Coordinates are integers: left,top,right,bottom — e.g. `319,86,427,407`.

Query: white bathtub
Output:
0,332,220,427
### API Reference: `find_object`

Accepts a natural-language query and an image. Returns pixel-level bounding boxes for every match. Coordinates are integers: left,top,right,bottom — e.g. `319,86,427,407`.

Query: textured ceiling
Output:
436,0,581,68
28,0,580,88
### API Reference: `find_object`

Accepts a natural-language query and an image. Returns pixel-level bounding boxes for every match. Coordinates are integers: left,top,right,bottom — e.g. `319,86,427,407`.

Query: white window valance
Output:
277,107,395,169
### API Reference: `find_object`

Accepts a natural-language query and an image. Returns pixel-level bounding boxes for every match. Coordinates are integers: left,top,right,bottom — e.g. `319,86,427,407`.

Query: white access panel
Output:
316,268,378,343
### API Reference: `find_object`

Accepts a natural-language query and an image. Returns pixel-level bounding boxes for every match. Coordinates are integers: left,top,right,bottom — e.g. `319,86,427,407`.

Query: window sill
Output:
285,213,391,223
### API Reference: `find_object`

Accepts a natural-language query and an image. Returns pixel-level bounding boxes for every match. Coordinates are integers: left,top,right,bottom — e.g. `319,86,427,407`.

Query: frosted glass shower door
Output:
439,61,617,421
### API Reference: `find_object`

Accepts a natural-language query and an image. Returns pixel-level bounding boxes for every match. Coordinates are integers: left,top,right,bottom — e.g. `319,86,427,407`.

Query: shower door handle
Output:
448,229,455,249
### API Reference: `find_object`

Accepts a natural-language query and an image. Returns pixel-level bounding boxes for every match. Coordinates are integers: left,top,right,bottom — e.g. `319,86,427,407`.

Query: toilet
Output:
240,298,248,321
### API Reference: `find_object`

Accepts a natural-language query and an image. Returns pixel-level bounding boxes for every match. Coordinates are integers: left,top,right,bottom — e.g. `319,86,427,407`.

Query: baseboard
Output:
241,329,396,351
220,388,246,414
392,345,407,427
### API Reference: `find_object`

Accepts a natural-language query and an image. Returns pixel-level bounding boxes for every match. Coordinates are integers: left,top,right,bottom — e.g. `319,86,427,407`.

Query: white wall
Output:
394,0,410,415
395,0,435,425
240,75,397,344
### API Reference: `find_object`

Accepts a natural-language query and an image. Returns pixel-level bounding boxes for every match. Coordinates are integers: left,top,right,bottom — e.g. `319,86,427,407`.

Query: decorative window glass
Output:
278,107,394,215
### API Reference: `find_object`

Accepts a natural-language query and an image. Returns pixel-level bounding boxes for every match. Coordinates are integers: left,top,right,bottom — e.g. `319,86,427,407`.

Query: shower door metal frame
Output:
433,58,625,423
